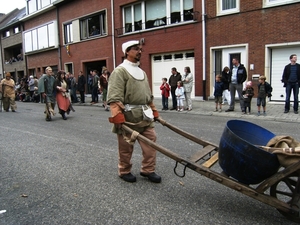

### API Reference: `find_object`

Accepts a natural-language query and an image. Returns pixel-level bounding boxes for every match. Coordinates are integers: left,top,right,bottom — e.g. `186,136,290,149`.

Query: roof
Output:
0,7,26,30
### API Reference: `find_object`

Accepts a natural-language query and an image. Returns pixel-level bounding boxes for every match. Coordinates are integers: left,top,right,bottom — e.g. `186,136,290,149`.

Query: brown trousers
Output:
2,97,17,111
45,103,56,118
117,127,157,176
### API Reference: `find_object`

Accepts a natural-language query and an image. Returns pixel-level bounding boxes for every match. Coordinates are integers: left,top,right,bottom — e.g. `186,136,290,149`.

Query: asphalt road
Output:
1,102,300,225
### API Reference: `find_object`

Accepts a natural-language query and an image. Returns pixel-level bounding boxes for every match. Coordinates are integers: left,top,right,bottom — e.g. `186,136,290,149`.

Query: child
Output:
160,78,170,110
242,81,254,114
214,74,224,112
175,81,185,111
257,75,273,116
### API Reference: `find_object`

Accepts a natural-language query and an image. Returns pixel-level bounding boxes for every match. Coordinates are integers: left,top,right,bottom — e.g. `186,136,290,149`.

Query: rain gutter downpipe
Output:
111,0,116,69
202,0,206,100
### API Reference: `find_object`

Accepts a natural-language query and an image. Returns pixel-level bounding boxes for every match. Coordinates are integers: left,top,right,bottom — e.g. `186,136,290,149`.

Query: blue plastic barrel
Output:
219,120,280,184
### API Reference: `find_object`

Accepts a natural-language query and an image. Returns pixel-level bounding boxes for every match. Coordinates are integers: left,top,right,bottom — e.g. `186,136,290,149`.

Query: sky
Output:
1,0,26,14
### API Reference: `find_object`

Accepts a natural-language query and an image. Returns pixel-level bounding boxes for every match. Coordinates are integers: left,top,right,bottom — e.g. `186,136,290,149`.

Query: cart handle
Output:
156,117,218,148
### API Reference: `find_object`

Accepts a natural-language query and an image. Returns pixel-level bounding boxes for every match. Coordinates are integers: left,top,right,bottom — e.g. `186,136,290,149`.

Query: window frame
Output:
217,0,240,16
79,11,107,40
13,26,20,34
2,30,10,38
26,0,55,15
24,21,58,54
263,0,300,8
122,0,194,34
64,23,73,44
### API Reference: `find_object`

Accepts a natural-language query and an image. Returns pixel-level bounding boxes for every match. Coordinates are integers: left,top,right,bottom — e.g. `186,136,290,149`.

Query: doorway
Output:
84,60,106,94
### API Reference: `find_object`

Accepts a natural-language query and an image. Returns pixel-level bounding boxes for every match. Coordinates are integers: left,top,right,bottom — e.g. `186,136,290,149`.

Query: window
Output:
3,30,10,38
146,0,166,29
27,0,55,14
24,22,57,53
154,56,162,61
123,0,194,33
13,26,20,34
185,52,194,58
222,0,236,10
174,53,183,59
64,23,73,44
163,54,172,60
65,63,73,74
80,12,106,40
263,0,300,8
170,0,180,23
217,0,239,15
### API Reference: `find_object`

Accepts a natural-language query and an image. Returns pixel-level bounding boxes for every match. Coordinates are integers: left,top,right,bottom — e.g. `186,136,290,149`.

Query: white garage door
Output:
271,47,300,101
151,51,195,98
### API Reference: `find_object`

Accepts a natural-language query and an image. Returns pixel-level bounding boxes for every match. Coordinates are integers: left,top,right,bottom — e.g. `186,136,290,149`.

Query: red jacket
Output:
160,83,170,97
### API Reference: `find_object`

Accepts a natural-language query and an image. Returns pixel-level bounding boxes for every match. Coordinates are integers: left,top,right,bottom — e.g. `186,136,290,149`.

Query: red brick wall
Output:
23,0,300,98
24,10,58,75
205,1,300,97
58,0,113,78
113,0,204,96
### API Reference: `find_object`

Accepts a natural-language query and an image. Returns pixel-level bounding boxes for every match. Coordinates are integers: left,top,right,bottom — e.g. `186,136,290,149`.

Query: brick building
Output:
1,0,300,100
0,8,26,81
206,0,300,100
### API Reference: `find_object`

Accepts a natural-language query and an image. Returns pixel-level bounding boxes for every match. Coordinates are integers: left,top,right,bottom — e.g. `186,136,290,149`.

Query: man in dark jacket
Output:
77,71,86,103
225,58,247,112
281,54,300,114
169,67,182,110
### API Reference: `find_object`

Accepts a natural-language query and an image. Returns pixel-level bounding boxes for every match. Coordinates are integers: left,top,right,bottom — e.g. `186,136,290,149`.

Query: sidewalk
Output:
74,95,300,123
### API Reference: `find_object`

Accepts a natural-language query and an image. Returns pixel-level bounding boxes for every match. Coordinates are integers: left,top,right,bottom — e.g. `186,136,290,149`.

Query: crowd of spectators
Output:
5,54,23,64
14,75,39,103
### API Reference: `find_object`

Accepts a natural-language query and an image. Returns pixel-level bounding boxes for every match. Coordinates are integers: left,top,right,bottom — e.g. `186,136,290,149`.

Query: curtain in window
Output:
134,4,142,30
81,20,88,39
184,0,193,21
28,0,37,14
37,26,47,49
146,0,166,20
184,0,193,10
125,7,132,24
222,0,236,10
32,30,37,51
41,0,51,8
48,23,55,47
124,7,132,32
171,0,180,23
146,0,166,28
24,32,32,52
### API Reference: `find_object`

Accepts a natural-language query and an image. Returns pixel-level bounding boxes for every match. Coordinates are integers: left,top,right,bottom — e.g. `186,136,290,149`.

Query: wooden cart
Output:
121,118,300,223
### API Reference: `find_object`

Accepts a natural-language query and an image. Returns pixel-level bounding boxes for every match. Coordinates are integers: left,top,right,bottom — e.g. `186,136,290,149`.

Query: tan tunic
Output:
107,63,154,133
1,79,15,98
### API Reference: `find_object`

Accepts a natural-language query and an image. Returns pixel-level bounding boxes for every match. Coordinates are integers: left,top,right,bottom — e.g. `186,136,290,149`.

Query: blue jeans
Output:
285,82,299,112
162,95,168,109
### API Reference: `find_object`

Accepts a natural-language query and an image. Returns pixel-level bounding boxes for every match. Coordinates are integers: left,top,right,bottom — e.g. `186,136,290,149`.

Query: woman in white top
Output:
182,66,193,111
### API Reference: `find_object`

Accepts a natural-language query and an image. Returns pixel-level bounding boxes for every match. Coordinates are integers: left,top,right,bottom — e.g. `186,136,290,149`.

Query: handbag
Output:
142,105,154,122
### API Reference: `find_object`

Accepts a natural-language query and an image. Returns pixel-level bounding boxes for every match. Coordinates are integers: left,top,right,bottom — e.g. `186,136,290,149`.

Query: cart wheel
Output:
270,172,300,222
